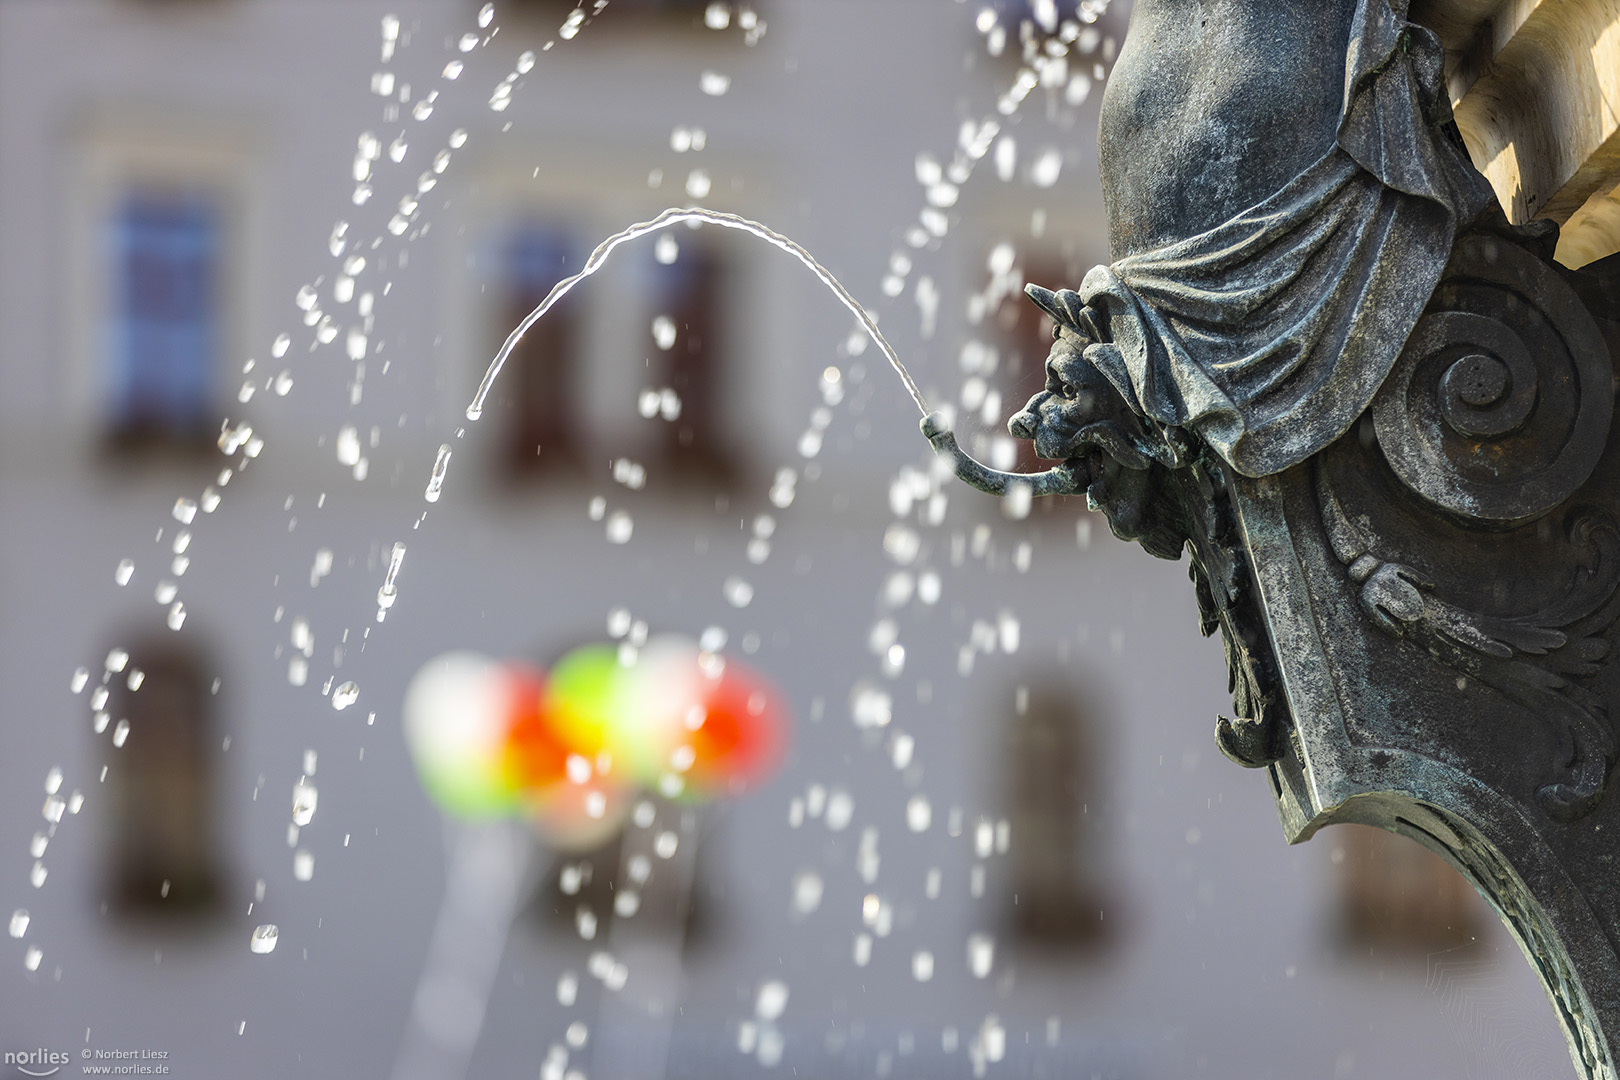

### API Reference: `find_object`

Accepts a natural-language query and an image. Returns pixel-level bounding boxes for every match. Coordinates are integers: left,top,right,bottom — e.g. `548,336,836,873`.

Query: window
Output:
103,641,223,915
494,223,586,480
640,236,737,487
1334,825,1482,952
105,190,222,452
1003,681,1111,946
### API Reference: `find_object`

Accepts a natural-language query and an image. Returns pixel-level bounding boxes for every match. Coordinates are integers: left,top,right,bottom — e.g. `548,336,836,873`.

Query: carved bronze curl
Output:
1371,233,1614,526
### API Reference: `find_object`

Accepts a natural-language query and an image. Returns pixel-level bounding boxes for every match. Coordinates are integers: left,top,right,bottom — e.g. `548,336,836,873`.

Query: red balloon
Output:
681,660,786,798
500,666,571,797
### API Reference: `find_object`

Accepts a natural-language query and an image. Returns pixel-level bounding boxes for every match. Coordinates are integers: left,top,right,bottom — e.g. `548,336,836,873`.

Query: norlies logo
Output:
4,1048,68,1077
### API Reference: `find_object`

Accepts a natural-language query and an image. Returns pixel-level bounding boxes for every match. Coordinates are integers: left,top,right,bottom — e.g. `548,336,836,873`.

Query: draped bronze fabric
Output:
1078,0,1496,477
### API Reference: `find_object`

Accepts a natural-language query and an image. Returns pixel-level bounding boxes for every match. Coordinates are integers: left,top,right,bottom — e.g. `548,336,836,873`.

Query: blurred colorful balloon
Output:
403,639,787,847
402,652,521,818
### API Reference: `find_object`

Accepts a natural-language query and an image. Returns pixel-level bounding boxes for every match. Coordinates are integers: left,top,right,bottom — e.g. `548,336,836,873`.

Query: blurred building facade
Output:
0,1,1574,1078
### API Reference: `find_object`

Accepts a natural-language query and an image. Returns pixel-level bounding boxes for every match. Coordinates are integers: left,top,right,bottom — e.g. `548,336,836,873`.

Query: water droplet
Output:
516,51,536,75
576,907,597,940
825,790,853,831
906,795,932,832
42,795,64,823
292,780,318,826
967,933,995,978
912,950,935,982
685,170,711,199
332,681,359,711
70,668,90,694
112,720,130,748
249,924,279,954
723,577,754,608
8,910,28,938
851,684,892,729
605,511,633,545
288,657,308,687
1031,147,1063,188
442,59,464,80
293,850,314,882
998,612,1021,653
654,831,678,859
651,315,677,350
24,946,41,972
791,872,823,915
700,70,730,96
560,9,586,39
44,767,62,795
425,444,452,502
655,234,679,264
172,499,197,524
704,3,731,29
755,980,788,1020
458,32,479,52
853,933,872,966
29,863,46,888
336,425,361,467
115,559,134,586
478,2,495,27
557,972,578,1006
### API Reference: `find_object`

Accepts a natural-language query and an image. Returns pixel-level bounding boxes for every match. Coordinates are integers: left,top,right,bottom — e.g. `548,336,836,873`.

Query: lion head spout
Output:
1008,284,1190,561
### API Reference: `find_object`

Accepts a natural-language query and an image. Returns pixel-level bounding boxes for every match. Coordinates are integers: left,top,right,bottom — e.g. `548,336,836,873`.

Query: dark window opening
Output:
103,641,224,916
526,810,712,950
494,223,586,481
1004,681,1113,948
1334,824,1482,954
641,238,737,488
105,190,222,457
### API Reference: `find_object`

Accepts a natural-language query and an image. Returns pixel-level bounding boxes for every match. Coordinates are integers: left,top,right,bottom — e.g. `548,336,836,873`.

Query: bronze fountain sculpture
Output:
924,1,1620,1075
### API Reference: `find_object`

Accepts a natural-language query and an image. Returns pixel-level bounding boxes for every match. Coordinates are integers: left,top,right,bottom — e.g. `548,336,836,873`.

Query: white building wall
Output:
0,2,1572,1079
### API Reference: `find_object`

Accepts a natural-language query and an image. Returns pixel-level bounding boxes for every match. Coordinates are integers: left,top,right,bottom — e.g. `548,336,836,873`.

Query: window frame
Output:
64,109,264,458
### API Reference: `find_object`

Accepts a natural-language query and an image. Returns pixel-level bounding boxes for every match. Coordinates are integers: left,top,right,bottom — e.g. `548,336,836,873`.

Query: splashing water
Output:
424,444,452,503
465,207,930,425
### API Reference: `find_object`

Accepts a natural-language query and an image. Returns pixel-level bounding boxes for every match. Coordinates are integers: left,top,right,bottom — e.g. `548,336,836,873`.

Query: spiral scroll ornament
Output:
1371,234,1613,525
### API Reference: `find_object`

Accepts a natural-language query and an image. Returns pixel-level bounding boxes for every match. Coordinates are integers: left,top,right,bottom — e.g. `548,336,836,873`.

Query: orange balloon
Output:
501,666,571,796
681,659,786,798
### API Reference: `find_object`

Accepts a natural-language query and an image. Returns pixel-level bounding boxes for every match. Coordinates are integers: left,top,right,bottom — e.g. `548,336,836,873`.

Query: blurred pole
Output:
588,802,702,1080
389,820,532,1080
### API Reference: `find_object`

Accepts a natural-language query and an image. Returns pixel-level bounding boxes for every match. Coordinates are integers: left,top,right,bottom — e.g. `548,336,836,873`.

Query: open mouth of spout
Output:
920,412,1089,499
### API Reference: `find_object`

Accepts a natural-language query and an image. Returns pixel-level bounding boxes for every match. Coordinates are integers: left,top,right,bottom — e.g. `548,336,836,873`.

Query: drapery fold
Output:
1077,0,1495,477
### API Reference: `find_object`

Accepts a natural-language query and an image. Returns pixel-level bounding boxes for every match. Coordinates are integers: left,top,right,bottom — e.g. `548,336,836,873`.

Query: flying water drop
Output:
332,681,359,710
292,780,318,826
967,933,995,978
249,924,279,955
723,577,754,608
425,445,452,502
